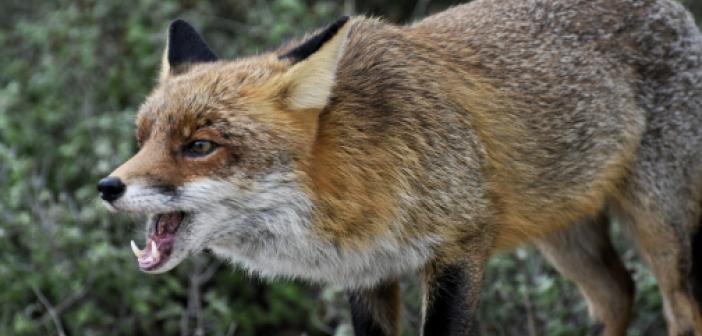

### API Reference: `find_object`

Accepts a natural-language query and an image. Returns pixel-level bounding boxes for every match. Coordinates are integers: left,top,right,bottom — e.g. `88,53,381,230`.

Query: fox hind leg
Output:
614,181,702,336
536,215,634,336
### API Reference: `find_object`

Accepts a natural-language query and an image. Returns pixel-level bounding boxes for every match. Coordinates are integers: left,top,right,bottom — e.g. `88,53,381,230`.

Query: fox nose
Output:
97,176,126,201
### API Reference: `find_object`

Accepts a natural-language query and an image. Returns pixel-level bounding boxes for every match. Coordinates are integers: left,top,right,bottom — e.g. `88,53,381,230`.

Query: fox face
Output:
98,19,352,275
100,18,440,288
107,65,314,274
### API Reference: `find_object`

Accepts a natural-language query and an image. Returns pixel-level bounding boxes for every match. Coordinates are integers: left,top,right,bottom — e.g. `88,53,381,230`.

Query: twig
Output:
343,0,355,16
184,258,220,336
195,260,221,284
225,322,238,336
192,263,203,336
31,285,67,336
523,286,537,336
412,0,432,20
37,286,89,326
522,254,538,336
180,311,189,336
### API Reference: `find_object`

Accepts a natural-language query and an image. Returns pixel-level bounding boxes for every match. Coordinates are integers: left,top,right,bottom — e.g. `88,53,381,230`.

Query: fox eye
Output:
183,140,218,157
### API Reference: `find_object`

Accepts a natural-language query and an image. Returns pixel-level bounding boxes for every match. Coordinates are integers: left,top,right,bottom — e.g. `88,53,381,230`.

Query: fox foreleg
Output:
421,258,485,336
348,280,402,336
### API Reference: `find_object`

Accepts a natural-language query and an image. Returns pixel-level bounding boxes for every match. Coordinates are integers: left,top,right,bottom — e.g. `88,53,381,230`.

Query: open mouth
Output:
130,211,186,271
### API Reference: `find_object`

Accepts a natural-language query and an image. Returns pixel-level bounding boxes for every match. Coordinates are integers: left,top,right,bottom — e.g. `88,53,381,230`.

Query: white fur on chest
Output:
209,229,439,289
189,173,439,288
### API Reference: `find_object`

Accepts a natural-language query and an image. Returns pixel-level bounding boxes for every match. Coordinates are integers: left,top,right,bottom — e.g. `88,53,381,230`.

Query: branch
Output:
226,322,238,336
31,285,67,336
412,0,432,20
37,286,88,326
194,260,221,284
344,0,355,16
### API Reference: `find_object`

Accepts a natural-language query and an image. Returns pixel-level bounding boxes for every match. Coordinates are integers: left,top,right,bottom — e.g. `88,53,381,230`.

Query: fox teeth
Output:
150,241,159,259
130,240,142,258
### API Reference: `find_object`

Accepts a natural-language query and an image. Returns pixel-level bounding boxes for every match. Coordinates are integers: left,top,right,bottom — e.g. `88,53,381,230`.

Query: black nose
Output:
97,177,126,201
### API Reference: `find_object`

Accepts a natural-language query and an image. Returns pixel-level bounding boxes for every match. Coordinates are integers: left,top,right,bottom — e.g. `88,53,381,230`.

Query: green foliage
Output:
0,0,699,335
0,1,346,335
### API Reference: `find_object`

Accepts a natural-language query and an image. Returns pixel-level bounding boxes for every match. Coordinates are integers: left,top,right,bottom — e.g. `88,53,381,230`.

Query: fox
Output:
97,0,702,335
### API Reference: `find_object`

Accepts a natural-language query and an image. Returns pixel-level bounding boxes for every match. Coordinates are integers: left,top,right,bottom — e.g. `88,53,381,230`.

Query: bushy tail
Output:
692,222,702,310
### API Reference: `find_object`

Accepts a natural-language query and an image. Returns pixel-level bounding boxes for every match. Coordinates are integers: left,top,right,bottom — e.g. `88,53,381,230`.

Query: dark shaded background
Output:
1,0,700,335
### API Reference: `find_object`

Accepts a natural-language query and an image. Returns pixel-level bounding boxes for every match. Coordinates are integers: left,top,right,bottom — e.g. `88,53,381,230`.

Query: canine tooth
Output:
130,240,142,258
150,241,159,259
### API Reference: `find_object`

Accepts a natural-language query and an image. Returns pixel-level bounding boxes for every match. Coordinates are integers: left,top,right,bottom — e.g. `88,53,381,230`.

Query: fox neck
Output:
299,127,405,245
208,167,438,288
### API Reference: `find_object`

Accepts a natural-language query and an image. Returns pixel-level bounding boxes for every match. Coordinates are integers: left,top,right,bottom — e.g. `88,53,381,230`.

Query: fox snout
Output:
97,176,126,202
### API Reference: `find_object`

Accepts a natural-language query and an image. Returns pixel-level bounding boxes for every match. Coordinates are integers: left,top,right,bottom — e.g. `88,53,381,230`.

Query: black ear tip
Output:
334,16,351,28
166,18,218,69
168,19,199,43
280,16,352,63
169,19,194,36
171,18,189,26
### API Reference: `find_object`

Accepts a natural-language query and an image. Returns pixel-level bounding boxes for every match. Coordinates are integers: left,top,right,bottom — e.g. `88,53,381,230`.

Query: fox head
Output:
98,18,352,274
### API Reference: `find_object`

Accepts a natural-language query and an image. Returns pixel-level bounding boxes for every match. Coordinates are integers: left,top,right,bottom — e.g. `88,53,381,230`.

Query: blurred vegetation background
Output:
1,0,700,335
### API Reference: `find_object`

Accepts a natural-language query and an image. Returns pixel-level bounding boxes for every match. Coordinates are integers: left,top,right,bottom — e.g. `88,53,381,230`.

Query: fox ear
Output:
280,17,351,110
160,19,218,81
